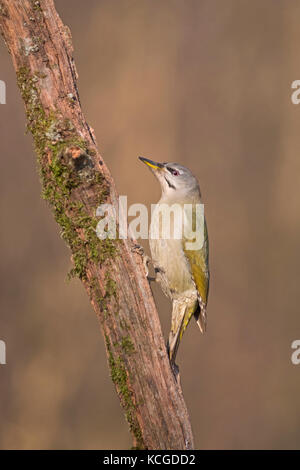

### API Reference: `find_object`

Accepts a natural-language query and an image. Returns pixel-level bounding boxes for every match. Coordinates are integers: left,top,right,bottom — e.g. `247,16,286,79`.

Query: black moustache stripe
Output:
164,176,176,190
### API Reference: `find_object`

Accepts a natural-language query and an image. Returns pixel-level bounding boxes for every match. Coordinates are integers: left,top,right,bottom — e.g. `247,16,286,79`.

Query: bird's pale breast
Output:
149,203,197,301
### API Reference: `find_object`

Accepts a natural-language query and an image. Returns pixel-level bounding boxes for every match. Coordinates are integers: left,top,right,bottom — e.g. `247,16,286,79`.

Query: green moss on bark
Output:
16,66,118,282
105,335,144,449
121,336,135,355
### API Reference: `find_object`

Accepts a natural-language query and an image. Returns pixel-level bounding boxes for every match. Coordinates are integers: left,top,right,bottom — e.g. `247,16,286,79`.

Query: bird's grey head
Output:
139,156,201,201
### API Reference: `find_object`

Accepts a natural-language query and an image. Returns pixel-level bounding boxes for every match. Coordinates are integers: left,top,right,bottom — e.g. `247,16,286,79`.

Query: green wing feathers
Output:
168,215,210,363
183,216,210,332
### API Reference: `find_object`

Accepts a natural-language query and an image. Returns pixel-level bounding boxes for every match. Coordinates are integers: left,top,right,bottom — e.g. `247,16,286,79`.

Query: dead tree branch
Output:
0,0,194,450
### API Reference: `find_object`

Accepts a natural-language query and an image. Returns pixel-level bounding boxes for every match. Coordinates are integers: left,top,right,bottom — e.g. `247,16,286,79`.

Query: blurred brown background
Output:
0,0,299,449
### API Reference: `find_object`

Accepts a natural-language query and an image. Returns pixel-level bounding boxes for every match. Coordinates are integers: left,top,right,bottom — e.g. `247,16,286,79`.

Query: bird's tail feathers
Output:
168,301,195,364
168,328,182,365
194,297,207,334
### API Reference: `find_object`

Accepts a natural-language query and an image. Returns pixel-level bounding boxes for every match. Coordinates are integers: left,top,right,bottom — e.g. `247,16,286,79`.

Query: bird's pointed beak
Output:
138,156,164,171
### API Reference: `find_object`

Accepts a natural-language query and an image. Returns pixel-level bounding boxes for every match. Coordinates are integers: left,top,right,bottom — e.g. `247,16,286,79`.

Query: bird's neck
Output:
159,190,201,206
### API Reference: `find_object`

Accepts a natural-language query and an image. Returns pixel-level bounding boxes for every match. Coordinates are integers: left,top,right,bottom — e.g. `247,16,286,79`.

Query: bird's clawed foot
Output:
166,341,181,384
131,243,155,281
171,361,181,385
131,243,144,256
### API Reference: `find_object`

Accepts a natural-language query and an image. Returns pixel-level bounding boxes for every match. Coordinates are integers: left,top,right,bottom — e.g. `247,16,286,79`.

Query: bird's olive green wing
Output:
183,218,209,302
183,213,209,332
167,207,210,362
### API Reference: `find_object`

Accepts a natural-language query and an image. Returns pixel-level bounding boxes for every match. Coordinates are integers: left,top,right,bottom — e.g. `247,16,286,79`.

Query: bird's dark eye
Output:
167,167,179,176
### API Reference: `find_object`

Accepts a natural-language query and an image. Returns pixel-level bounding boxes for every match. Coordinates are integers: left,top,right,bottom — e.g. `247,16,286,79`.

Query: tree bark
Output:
0,0,194,450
